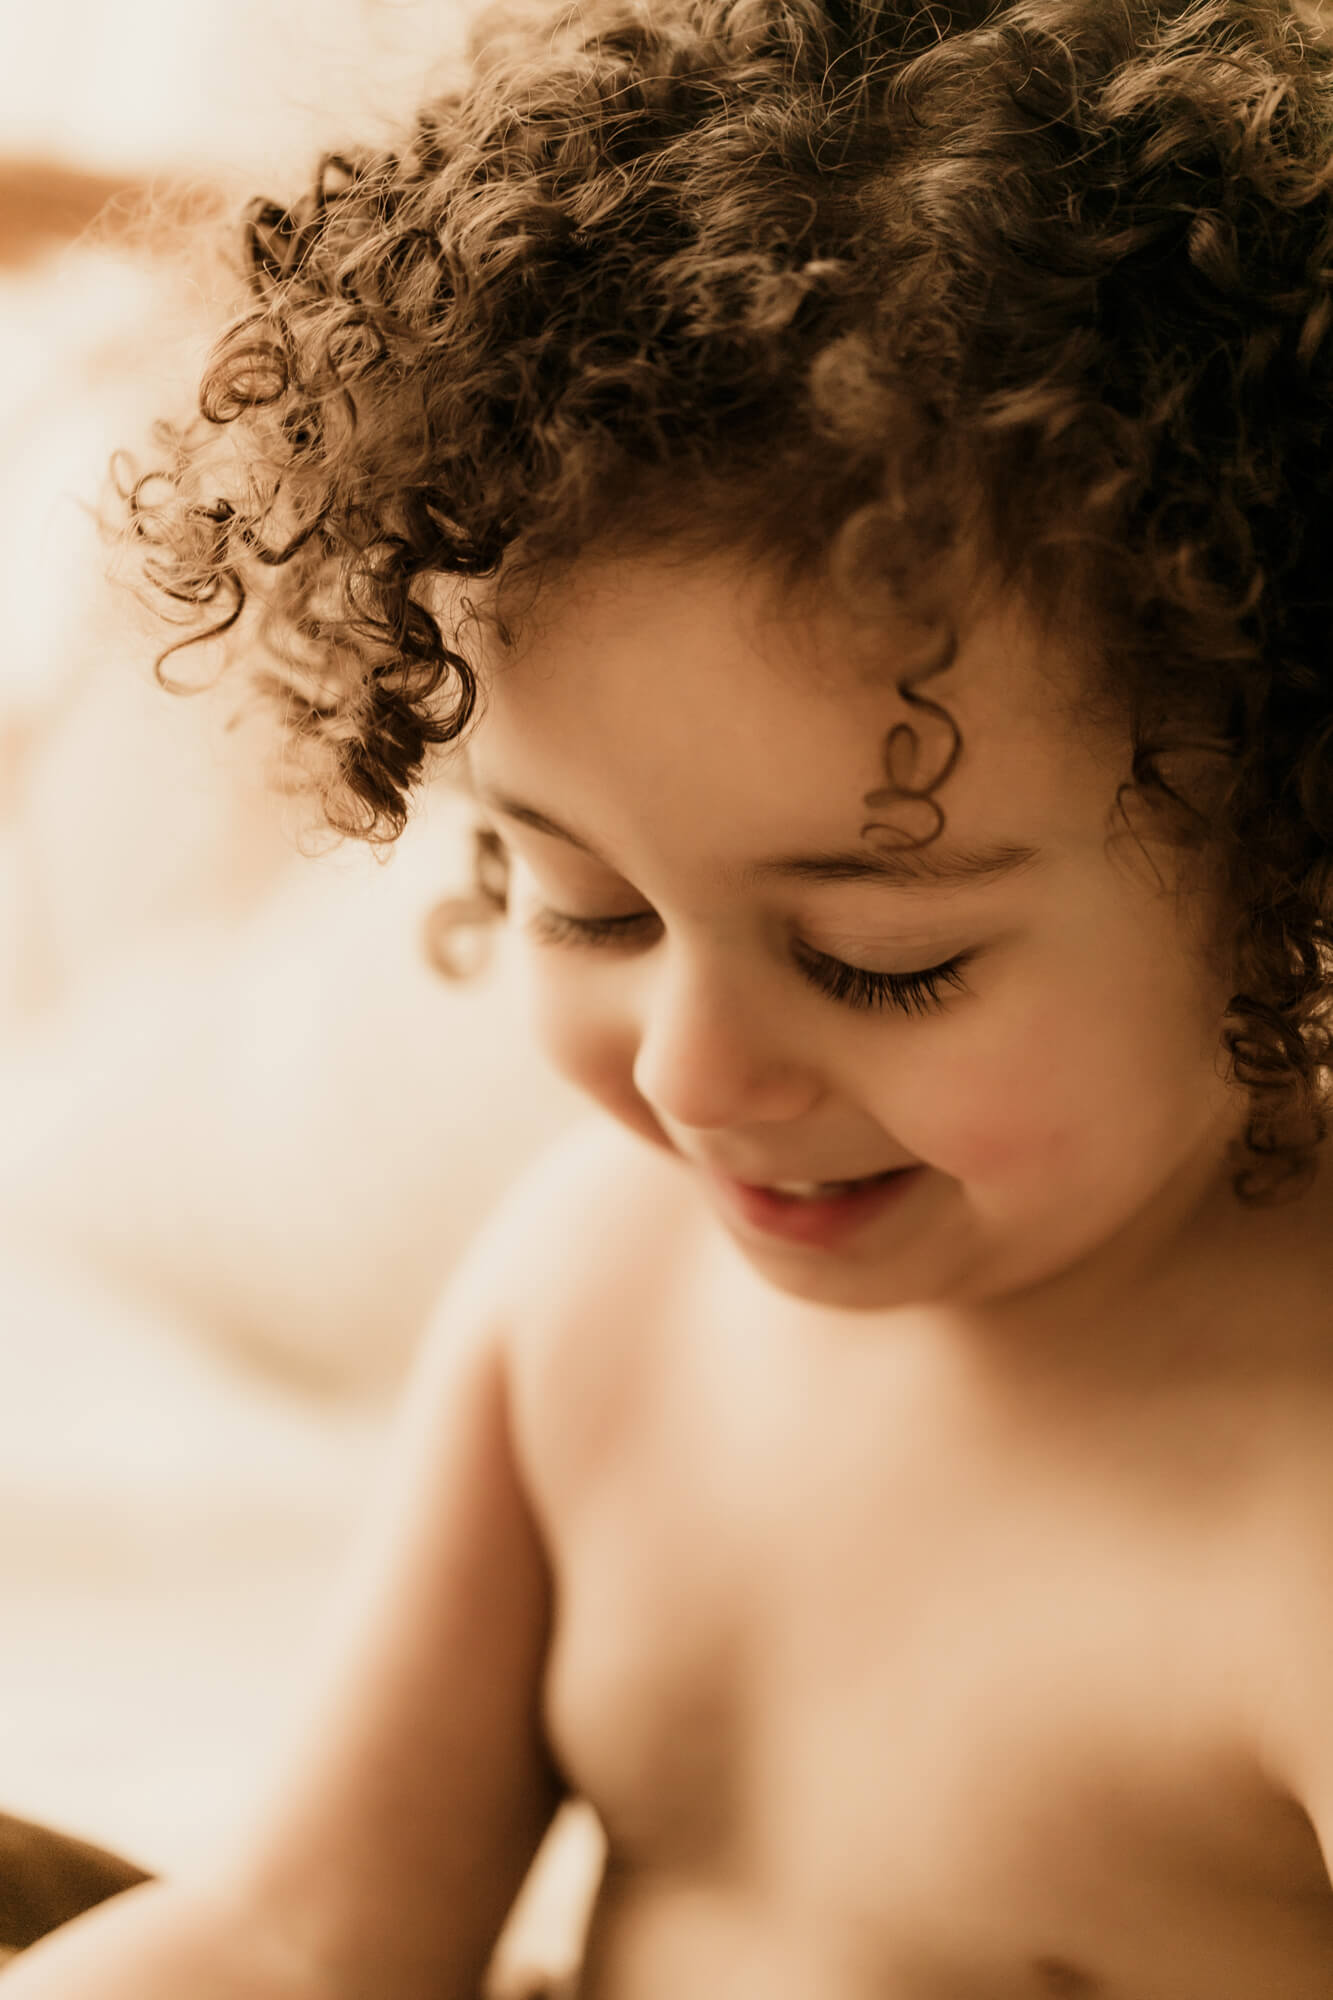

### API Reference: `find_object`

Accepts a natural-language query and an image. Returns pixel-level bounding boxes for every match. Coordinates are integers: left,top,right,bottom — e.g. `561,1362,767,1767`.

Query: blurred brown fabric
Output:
0,157,225,272
0,162,144,267
0,1811,151,1958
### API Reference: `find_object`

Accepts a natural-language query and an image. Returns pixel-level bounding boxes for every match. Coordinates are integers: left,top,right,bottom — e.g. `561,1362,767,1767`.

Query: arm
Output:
1242,1422,1333,1898
0,1212,566,2000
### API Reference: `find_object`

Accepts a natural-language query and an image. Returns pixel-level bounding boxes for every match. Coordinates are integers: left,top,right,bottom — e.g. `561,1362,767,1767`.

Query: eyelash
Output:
523,907,971,1017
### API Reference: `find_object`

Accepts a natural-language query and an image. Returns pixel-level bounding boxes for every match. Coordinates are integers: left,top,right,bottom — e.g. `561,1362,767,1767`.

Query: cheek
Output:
520,956,668,1149
525,957,626,1091
889,970,1222,1194
883,1010,1093,1187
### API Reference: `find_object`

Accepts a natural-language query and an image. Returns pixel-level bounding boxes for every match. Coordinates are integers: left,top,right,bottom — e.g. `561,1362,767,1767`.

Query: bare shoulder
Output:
457,1116,705,1523
188,1140,664,1997
458,1114,699,1344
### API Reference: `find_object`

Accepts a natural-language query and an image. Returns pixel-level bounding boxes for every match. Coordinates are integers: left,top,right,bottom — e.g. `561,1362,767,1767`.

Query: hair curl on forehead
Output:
123,0,1333,1202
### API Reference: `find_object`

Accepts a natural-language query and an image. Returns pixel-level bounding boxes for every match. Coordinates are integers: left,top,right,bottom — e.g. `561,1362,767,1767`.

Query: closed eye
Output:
791,942,971,1016
522,905,972,1018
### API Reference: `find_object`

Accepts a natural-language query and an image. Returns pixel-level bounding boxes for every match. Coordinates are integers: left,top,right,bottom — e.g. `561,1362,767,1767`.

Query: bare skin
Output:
503,1112,1333,2000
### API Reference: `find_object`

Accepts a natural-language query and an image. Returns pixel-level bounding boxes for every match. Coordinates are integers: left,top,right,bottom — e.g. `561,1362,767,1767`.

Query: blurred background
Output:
0,0,592,1968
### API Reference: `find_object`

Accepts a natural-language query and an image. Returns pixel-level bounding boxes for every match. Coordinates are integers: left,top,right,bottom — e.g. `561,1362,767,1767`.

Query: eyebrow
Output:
475,786,1042,892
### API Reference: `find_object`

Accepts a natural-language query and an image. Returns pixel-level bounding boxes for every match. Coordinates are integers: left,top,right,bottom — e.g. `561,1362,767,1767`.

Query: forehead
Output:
468,553,1120,860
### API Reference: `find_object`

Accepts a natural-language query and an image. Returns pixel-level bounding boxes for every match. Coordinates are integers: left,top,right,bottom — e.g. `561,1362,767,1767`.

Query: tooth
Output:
767,1171,897,1198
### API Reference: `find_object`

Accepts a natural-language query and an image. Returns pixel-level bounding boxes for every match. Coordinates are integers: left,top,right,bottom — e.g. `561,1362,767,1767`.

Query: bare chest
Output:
530,1303,1333,1999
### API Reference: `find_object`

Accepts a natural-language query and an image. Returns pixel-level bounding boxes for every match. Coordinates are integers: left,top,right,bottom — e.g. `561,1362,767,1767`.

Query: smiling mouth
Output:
709,1162,923,1249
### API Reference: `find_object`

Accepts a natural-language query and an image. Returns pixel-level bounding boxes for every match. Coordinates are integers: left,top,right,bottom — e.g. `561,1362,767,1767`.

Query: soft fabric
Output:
0,1811,149,1958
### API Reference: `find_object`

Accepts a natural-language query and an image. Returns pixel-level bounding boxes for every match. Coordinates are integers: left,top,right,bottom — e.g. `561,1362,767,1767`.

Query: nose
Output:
630,941,820,1133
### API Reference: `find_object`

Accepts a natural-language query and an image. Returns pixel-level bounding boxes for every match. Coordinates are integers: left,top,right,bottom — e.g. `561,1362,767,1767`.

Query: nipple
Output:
1032,1958,1100,1998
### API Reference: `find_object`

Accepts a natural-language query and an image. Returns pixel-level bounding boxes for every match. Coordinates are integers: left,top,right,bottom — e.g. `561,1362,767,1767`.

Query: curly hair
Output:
124,0,1333,1203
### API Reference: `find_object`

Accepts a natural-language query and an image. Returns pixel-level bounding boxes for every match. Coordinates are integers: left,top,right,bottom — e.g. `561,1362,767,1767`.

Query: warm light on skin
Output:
463,552,1252,1329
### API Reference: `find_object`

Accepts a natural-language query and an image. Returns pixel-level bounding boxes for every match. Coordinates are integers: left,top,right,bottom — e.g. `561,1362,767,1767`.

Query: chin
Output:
729,1238,941,1315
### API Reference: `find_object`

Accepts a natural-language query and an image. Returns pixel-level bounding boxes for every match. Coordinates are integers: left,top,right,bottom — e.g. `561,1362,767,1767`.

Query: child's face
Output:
467,552,1245,1316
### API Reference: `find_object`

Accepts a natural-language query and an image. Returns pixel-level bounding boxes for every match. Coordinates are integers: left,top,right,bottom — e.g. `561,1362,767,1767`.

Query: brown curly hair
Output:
124,0,1333,1203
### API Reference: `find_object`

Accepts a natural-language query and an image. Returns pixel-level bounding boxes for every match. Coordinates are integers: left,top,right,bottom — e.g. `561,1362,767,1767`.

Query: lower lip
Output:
710,1169,923,1249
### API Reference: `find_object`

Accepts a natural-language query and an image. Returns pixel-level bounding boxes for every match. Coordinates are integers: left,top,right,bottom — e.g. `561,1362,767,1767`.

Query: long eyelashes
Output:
526,909,650,949
522,906,970,1018
790,944,970,1016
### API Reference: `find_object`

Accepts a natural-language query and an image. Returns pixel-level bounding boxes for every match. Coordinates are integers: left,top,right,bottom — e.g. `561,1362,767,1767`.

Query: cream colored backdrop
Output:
0,0,584,1920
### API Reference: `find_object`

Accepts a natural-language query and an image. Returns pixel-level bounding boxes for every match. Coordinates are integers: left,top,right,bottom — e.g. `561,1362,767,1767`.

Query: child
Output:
8,0,1333,1993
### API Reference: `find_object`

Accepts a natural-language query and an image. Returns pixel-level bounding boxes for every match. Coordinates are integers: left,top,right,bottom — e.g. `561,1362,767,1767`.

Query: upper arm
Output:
1244,1419,1333,1895
1288,1578,1333,1889
218,1198,568,2000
